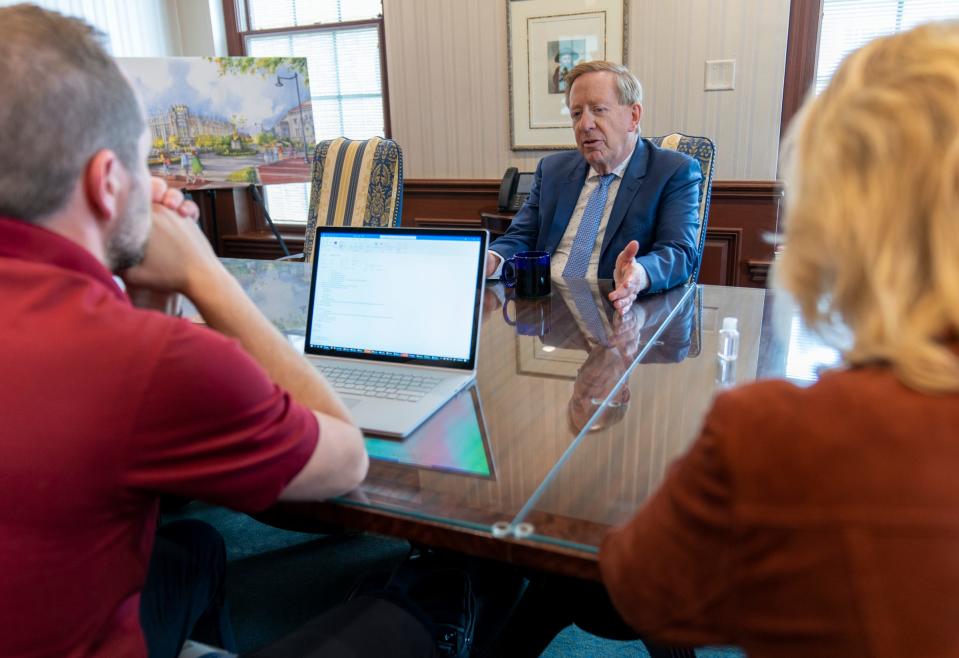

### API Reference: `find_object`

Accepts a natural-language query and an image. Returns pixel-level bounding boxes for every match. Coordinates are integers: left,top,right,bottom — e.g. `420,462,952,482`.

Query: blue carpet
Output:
542,625,745,657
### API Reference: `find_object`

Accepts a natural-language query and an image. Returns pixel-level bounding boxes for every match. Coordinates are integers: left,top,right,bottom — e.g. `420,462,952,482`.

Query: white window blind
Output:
261,182,312,227
242,1,386,223
785,312,842,383
247,26,385,141
816,0,959,93
247,0,382,30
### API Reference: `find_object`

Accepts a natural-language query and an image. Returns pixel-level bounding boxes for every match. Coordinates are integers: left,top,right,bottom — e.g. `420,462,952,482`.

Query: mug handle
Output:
502,298,517,326
502,258,517,288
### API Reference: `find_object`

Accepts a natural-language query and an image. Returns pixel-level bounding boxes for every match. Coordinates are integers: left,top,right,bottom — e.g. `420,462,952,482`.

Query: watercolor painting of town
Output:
118,56,314,186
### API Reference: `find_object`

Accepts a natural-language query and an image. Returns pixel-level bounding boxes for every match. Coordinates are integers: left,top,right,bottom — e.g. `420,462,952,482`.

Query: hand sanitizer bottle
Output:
718,317,739,362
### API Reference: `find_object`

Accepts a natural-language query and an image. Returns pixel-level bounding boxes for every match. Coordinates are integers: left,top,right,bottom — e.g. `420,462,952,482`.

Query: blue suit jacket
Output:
490,139,702,293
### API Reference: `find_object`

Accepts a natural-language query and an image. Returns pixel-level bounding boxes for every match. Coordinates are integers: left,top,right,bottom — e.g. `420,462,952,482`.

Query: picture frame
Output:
507,0,629,150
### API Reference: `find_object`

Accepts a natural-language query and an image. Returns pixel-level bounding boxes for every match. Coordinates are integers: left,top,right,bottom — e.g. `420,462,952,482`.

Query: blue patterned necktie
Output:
562,173,616,278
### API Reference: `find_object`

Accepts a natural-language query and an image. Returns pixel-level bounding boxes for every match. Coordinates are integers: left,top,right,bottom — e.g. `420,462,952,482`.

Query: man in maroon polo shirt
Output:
0,5,436,658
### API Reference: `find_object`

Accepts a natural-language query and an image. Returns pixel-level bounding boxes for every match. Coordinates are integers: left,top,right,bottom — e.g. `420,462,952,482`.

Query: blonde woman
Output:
598,21,959,657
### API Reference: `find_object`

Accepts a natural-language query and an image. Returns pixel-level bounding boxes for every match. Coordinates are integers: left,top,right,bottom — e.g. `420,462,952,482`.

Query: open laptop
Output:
304,226,488,438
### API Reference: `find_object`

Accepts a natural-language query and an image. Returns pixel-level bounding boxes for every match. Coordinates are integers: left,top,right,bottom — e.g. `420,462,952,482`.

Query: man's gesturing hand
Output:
607,240,646,315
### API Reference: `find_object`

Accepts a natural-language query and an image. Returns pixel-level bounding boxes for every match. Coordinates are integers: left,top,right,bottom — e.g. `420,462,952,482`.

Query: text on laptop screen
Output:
310,233,482,362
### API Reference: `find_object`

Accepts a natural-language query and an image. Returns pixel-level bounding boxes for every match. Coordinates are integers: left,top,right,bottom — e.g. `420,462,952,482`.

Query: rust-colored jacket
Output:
600,365,959,658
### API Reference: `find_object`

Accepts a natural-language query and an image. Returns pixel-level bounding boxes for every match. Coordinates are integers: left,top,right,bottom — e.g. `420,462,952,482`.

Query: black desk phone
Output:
497,167,535,212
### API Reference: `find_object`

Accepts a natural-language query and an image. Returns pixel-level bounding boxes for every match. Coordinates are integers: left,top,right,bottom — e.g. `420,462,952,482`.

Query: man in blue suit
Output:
487,61,702,315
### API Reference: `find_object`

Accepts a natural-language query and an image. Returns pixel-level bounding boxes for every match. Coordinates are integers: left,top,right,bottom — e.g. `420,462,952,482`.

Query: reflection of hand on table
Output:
568,343,632,434
482,285,505,317
607,305,644,363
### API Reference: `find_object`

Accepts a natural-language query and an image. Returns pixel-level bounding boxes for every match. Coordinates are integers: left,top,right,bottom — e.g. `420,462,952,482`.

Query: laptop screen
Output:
305,227,488,370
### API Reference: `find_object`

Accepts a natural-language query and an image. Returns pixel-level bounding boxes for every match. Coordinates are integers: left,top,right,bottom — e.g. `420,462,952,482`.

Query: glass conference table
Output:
196,259,839,580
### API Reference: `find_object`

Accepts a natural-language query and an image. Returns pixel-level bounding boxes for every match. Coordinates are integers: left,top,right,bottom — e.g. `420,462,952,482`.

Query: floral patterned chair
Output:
647,133,716,284
296,137,404,263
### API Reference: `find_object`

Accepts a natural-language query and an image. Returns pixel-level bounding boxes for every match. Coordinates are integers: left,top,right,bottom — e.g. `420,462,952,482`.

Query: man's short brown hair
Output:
0,4,145,222
564,60,644,107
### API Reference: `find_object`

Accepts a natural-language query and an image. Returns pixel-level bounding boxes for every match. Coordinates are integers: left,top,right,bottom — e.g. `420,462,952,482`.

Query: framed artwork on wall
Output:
507,0,628,150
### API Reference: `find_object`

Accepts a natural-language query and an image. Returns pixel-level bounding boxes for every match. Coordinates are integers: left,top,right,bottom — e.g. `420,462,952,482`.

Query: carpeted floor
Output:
167,503,743,657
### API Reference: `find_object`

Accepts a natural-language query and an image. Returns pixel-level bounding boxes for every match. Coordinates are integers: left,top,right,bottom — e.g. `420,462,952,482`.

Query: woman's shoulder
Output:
704,366,898,445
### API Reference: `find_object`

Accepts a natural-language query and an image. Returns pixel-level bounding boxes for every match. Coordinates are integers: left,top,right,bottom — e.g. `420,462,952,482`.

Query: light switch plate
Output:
705,59,735,91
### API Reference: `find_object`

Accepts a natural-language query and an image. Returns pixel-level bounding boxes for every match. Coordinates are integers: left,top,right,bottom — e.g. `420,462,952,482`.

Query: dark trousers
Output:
140,519,435,658
247,595,437,658
140,520,236,658
487,574,694,658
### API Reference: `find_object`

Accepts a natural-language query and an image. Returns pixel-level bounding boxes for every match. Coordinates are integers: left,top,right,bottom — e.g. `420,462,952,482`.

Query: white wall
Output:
631,0,790,180
383,0,791,180
171,0,228,56
0,0,183,56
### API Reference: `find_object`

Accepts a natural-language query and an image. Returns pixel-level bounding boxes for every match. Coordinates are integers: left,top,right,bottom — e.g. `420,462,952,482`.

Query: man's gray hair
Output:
564,60,644,107
0,4,145,222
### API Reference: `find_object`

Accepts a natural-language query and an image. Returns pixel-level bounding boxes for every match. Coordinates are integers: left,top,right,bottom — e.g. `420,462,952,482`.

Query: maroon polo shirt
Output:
0,217,319,657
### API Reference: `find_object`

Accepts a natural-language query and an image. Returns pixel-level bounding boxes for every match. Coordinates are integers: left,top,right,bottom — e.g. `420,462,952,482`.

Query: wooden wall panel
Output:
404,179,783,289
701,228,742,287
709,181,783,286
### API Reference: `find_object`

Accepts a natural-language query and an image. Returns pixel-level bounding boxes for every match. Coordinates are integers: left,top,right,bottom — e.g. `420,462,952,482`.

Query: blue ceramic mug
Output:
502,250,551,298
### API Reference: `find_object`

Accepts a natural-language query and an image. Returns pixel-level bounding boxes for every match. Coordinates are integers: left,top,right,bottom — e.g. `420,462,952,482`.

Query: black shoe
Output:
404,566,475,658
358,552,476,658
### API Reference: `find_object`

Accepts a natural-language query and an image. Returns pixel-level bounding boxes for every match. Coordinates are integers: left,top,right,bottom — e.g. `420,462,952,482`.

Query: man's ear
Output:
83,149,125,223
631,103,643,132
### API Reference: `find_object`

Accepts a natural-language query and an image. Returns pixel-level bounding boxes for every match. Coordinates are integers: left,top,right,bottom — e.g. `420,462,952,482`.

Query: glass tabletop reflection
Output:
506,284,842,553
196,258,700,537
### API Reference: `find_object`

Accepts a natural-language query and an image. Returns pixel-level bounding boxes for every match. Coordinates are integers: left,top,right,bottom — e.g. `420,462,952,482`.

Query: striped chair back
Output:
647,133,716,284
302,137,404,263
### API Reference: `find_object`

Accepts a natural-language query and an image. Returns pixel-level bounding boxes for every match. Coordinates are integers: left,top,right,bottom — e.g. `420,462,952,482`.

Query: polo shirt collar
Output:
0,217,127,302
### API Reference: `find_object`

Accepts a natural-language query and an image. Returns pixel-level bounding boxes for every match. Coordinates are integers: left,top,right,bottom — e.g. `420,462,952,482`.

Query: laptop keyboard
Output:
317,365,443,403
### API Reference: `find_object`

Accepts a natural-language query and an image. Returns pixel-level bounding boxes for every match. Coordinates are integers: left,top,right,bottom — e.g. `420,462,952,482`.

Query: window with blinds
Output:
246,0,382,30
816,0,959,93
785,312,843,383
232,0,387,224
246,26,385,141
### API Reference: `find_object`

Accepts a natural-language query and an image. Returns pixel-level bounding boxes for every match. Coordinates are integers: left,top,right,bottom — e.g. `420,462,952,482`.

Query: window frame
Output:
781,0,956,141
780,0,824,141
222,0,391,137
220,0,392,232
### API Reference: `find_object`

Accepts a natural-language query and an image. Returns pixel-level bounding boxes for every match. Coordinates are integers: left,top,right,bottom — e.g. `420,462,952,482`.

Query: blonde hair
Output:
564,60,643,107
780,21,959,393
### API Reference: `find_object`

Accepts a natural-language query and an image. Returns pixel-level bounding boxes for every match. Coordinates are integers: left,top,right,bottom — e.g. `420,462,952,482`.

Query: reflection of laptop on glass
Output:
304,226,489,438
365,385,495,478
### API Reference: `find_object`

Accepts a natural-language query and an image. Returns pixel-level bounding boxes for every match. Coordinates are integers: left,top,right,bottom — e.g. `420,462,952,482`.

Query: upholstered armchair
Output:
647,133,716,284
295,137,404,263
